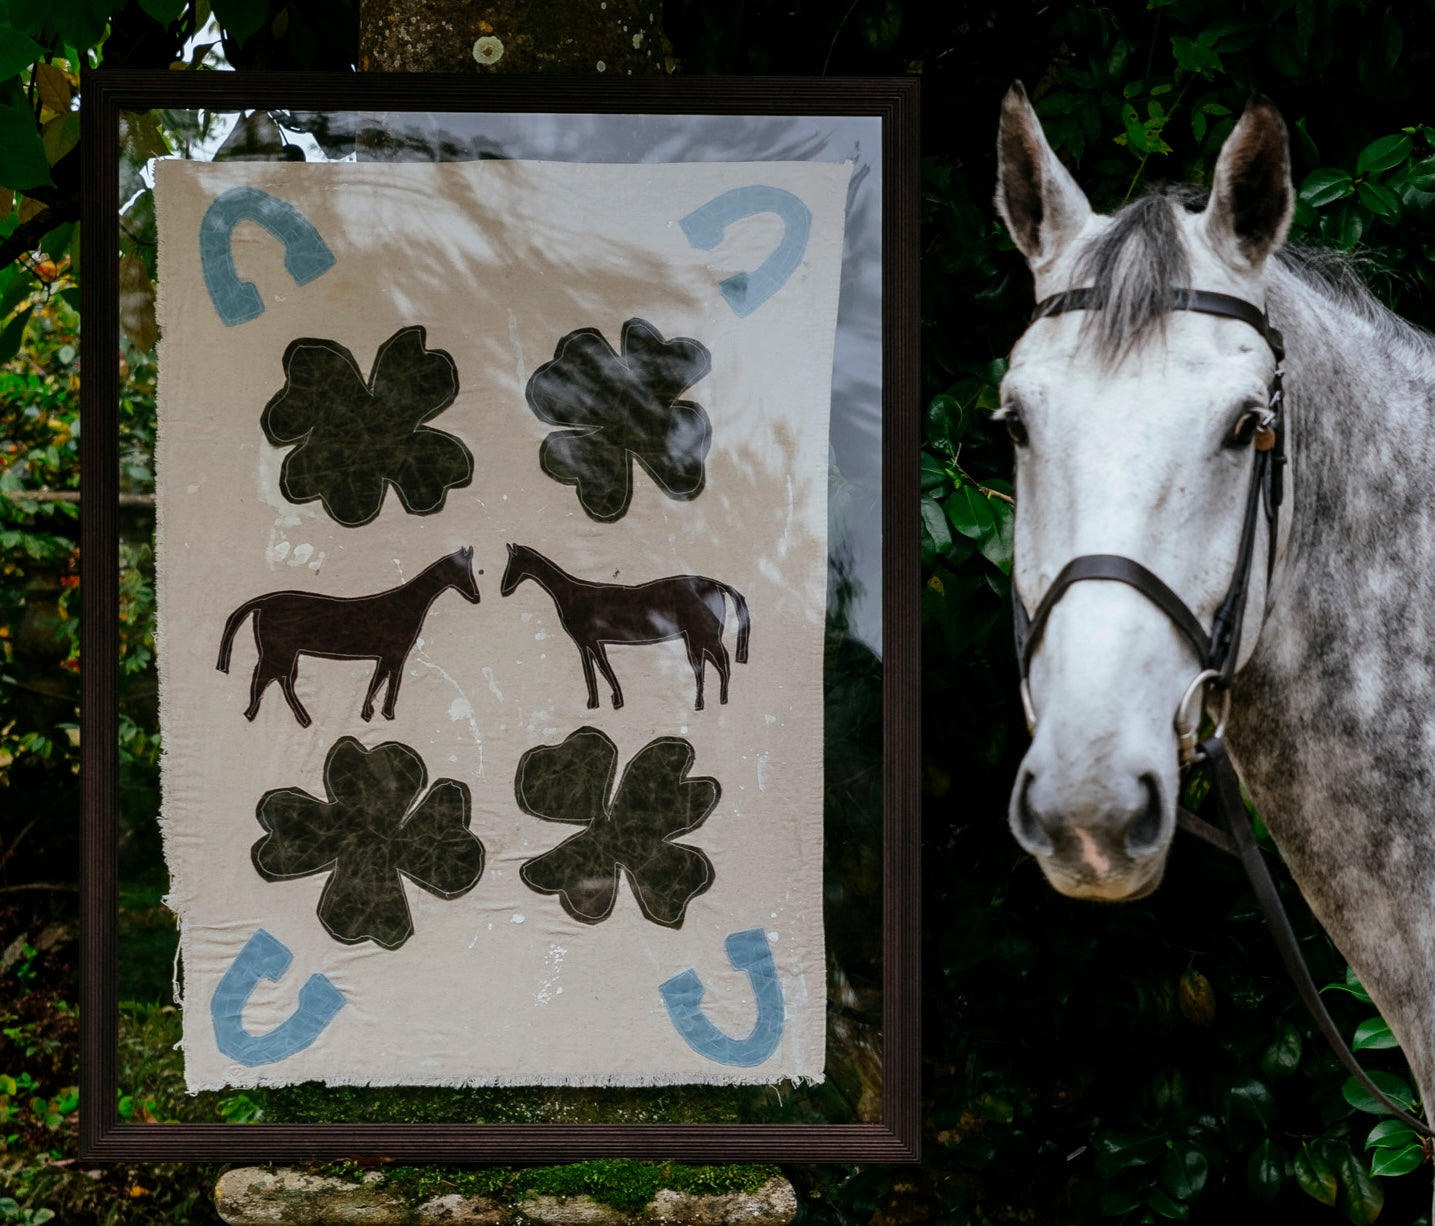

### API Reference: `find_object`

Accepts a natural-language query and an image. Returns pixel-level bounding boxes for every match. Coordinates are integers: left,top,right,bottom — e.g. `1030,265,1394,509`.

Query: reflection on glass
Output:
117,106,884,1126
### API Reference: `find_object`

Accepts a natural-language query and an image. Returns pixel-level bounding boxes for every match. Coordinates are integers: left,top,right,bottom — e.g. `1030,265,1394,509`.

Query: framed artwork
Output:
79,69,919,1161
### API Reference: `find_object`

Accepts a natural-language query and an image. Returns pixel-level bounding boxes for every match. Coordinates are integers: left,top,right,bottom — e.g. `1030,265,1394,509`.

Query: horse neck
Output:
1230,261,1435,1094
518,550,576,598
1268,262,1435,602
403,554,463,610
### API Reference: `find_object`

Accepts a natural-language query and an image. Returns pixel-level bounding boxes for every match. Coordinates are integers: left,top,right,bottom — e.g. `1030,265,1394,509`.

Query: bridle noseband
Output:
1009,287,1435,1139
1011,287,1286,764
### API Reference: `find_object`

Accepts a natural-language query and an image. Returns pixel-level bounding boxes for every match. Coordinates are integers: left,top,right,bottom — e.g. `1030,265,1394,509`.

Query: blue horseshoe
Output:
658,928,785,1066
679,186,812,318
199,186,336,325
210,929,346,1066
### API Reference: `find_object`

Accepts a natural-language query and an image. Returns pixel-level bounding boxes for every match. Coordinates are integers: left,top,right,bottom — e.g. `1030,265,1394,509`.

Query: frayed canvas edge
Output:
149,157,186,1026
184,1069,827,1094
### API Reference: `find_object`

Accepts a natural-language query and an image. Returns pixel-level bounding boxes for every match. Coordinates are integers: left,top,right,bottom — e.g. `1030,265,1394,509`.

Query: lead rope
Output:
1190,737,1434,1138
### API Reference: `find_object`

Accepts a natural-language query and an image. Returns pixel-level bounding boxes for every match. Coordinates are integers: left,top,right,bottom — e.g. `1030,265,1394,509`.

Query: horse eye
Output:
1226,408,1262,449
995,406,1029,447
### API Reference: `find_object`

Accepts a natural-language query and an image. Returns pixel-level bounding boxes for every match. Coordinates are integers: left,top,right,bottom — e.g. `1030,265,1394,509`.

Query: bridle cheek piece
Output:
1008,288,1435,1138
1011,287,1286,765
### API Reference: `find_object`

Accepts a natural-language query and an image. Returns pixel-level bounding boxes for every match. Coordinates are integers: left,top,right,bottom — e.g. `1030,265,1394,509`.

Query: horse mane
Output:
1272,244,1435,363
1070,183,1435,367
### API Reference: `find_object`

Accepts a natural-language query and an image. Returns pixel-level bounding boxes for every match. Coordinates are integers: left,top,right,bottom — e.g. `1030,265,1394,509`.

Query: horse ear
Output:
995,81,1092,269
1202,95,1292,273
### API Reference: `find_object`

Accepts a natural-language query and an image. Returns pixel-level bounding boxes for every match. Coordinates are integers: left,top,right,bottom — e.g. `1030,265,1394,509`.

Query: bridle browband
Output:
1011,286,1434,1139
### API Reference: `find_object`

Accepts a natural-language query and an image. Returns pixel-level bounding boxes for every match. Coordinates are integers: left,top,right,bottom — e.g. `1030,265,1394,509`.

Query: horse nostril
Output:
1012,772,1054,855
1125,773,1166,857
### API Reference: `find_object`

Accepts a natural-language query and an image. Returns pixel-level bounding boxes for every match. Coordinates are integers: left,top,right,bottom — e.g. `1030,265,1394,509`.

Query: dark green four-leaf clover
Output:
252,737,485,949
262,325,473,527
515,726,720,927
525,318,712,522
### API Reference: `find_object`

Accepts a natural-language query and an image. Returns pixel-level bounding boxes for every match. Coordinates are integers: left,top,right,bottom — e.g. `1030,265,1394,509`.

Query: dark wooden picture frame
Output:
79,69,920,1162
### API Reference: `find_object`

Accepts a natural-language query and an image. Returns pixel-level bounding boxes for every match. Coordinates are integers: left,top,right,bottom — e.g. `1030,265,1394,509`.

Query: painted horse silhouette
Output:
499,543,749,710
217,547,481,727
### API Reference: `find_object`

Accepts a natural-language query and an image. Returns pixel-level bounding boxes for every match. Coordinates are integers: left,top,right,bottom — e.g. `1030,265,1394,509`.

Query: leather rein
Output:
1012,287,1432,1138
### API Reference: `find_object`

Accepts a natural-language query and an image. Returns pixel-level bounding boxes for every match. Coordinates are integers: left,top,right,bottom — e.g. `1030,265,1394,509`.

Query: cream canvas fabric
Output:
154,156,848,1090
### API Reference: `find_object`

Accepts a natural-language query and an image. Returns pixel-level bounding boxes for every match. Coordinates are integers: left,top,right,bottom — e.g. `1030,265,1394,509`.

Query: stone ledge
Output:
214,1168,797,1226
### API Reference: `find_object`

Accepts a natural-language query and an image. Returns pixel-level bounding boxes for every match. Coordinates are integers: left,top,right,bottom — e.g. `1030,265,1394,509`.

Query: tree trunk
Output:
358,0,666,75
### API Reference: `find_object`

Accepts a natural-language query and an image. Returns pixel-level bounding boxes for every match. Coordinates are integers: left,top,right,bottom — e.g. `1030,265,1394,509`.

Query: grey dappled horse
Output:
997,82,1435,1167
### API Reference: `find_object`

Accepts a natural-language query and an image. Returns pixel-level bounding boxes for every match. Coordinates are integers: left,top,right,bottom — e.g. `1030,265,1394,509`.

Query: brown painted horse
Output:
499,543,749,710
217,547,481,726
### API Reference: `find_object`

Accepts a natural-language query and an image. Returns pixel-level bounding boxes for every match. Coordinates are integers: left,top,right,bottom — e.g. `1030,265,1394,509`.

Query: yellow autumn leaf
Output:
41,112,82,166
35,63,73,117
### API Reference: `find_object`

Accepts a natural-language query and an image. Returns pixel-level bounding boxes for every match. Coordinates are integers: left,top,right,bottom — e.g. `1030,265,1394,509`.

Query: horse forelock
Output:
1069,186,1204,367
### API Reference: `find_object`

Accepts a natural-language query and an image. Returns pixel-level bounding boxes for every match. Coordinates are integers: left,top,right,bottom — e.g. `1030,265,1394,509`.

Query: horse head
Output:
453,545,481,603
996,84,1292,900
499,542,525,597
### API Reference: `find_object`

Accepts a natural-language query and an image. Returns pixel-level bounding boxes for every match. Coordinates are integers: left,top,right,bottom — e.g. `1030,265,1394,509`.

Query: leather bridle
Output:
1012,287,1286,756
1010,287,1433,1138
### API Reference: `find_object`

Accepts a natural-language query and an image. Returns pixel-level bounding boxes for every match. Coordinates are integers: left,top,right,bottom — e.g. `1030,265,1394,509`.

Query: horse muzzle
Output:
1009,766,1174,900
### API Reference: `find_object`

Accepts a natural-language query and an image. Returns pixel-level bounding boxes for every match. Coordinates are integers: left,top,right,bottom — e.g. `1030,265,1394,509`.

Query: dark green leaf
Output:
1407,157,1435,192
1356,134,1411,176
0,304,32,363
1160,1141,1208,1200
1295,1143,1339,1206
1099,1188,1145,1215
859,0,901,52
1356,180,1402,222
1354,1017,1400,1051
0,103,53,191
1336,1142,1386,1225
41,111,80,166
1203,19,1264,52
1366,1120,1421,1150
40,0,113,48
1151,1067,1187,1113
1293,116,1321,168
1248,1139,1285,1206
1300,168,1355,208
925,392,964,447
1369,1144,1423,1178
1335,201,1367,249
920,452,949,492
0,266,32,319
1227,1077,1277,1129
1146,1186,1190,1221
948,483,995,541
977,497,1014,575
1170,35,1222,77
1260,1020,1303,1077
0,25,44,82
1324,966,1373,1004
210,0,268,46
137,0,186,23
1096,1129,1167,1169
1342,1070,1416,1116
921,497,953,557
